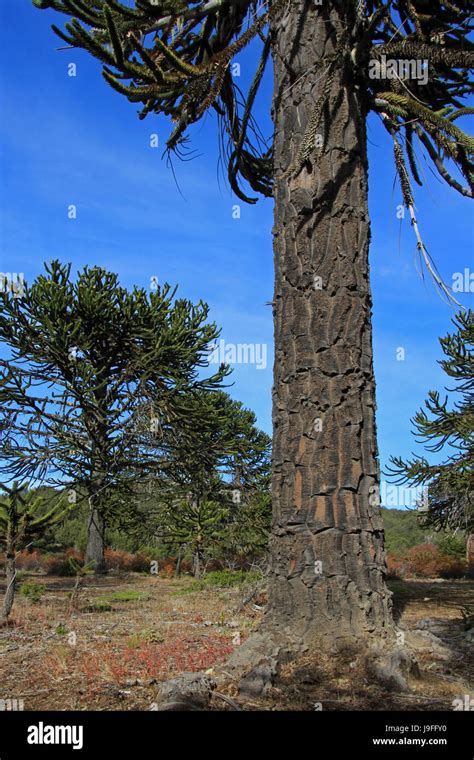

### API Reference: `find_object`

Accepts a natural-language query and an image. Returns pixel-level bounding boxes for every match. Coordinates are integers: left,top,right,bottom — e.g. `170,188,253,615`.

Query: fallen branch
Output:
211,691,242,710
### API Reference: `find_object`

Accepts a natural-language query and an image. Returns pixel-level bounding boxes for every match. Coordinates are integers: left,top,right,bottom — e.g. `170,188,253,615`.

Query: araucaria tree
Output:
388,310,473,536
0,482,70,625
155,391,271,575
0,261,227,573
32,0,473,653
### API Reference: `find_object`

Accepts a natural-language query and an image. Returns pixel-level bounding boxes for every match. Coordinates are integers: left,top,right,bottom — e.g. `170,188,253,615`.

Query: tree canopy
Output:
0,260,228,511
146,390,271,573
32,1,473,227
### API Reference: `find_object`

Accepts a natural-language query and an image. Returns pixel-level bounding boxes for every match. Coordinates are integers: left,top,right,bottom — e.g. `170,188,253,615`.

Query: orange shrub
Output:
15,549,43,572
159,561,175,578
45,548,83,576
104,548,149,573
406,543,440,577
388,543,468,579
436,556,467,579
386,555,407,579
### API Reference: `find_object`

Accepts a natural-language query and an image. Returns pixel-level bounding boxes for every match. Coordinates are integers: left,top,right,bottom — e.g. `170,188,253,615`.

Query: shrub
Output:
436,556,466,579
15,549,43,572
389,543,468,579
19,582,46,603
97,590,148,604
435,533,467,560
461,605,474,630
104,549,150,573
174,569,262,595
386,555,407,580
204,570,261,588
159,561,175,578
176,558,192,575
81,590,148,613
406,543,440,577
125,629,165,648
82,600,113,613
45,549,83,576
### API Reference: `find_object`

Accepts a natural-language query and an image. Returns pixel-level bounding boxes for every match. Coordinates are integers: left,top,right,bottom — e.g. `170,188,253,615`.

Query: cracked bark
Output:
85,379,108,575
0,553,16,625
264,0,393,650
85,505,107,575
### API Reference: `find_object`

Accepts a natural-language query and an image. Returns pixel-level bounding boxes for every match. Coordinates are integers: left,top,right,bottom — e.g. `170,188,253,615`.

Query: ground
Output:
1,573,472,711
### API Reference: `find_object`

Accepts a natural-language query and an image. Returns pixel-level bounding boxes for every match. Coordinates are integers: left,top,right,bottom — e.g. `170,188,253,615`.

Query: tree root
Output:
153,631,421,708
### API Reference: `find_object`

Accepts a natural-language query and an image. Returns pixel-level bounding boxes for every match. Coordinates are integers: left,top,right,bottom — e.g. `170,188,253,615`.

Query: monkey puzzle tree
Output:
0,261,228,574
154,390,271,575
388,310,473,535
32,0,473,652
0,482,70,625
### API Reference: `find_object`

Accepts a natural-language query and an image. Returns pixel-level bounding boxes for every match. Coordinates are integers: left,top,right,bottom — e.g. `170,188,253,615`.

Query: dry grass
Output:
0,574,472,711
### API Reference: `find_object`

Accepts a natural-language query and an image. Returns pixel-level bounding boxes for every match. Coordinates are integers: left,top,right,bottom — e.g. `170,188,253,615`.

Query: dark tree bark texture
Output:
265,0,393,650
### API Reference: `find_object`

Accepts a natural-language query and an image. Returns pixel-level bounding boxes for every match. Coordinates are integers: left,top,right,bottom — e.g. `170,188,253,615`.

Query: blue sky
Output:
1,1,472,503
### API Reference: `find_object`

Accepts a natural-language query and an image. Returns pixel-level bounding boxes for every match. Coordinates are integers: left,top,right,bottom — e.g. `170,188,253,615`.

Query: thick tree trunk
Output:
1,553,16,625
192,548,203,579
85,507,107,575
266,1,393,650
175,545,184,578
467,534,474,579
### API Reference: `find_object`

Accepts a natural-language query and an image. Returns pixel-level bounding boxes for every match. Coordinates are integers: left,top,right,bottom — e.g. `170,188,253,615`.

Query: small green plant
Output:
97,590,149,604
47,556,82,577
19,582,46,604
203,570,261,588
81,589,148,613
172,584,202,597
83,600,113,613
139,628,165,643
172,569,261,595
124,633,142,649
460,605,474,631
126,628,165,648
55,623,69,636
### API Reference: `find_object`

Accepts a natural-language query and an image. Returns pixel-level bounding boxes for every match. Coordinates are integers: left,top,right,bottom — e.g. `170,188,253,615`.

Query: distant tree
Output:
218,416,272,567
387,310,473,540
435,532,466,561
159,491,227,577
378,508,427,554
215,486,272,569
0,482,70,625
154,391,271,575
0,261,228,573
